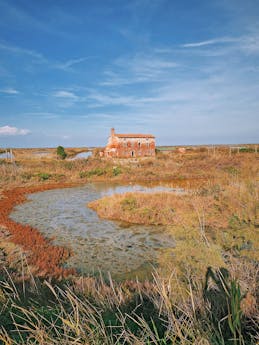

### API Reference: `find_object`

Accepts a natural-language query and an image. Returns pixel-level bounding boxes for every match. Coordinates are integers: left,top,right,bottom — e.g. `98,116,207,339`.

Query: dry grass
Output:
88,152,258,300
0,146,258,190
0,265,258,344
0,146,258,344
89,192,190,225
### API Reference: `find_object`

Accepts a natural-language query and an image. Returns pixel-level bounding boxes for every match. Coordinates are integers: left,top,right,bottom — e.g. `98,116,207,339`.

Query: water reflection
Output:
10,183,177,280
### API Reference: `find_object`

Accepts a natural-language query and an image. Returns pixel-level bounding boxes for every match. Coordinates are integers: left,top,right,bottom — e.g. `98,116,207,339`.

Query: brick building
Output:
104,128,155,158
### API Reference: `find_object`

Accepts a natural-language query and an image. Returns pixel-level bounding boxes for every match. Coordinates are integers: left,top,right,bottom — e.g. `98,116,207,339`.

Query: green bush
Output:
112,166,122,176
239,147,255,153
87,168,107,177
79,168,107,179
38,173,51,181
57,146,67,160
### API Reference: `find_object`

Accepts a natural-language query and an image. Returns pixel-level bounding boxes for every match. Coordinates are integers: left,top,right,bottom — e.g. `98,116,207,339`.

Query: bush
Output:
57,146,67,160
79,171,88,179
87,168,107,177
121,196,137,211
38,173,51,181
79,168,107,179
239,147,255,153
112,166,122,176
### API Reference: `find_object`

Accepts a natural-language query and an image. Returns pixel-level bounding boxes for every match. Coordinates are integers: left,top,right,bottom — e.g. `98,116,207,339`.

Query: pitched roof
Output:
115,133,155,138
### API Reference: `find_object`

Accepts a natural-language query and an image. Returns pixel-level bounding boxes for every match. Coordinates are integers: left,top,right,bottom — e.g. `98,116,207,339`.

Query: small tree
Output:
57,146,67,160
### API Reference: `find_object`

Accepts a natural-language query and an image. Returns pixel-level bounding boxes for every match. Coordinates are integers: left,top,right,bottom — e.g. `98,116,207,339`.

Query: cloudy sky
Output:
0,0,258,147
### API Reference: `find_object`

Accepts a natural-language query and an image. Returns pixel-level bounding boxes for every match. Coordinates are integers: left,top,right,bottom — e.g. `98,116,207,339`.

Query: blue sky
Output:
0,0,258,147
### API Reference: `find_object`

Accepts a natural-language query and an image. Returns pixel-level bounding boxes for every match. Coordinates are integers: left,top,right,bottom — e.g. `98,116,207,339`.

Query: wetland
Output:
10,183,178,279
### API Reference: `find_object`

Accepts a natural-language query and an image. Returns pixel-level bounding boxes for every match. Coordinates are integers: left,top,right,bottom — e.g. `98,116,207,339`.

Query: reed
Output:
0,266,257,344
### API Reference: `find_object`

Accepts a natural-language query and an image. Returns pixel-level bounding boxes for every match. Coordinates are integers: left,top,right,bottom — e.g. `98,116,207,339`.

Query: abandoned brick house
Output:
104,128,155,158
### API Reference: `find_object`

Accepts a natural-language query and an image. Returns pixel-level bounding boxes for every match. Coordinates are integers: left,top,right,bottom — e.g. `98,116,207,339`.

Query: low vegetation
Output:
89,175,258,295
0,263,258,344
0,145,258,343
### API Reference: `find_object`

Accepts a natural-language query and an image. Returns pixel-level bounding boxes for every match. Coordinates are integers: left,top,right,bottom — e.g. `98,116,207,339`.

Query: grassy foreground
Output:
0,265,258,344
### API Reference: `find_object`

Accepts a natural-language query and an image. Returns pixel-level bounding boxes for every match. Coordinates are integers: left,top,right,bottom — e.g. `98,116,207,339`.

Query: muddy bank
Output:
0,183,79,279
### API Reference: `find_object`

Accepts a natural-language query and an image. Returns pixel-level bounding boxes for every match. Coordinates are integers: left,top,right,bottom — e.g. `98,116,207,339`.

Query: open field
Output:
0,145,258,344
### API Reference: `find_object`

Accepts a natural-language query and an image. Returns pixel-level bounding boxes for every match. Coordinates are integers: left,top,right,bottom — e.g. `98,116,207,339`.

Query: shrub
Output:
112,166,122,176
121,196,137,211
79,168,107,179
239,147,255,153
79,171,88,179
87,168,106,177
38,173,51,181
57,146,67,160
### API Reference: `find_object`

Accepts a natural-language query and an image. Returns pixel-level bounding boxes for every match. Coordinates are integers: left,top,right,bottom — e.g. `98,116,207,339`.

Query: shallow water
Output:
0,152,15,159
10,183,177,280
69,151,92,160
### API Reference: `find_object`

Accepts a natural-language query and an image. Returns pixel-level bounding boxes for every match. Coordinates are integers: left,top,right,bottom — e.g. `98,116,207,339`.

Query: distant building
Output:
104,128,155,158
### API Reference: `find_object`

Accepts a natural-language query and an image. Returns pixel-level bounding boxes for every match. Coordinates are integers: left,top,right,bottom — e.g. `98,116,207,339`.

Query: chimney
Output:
111,128,115,137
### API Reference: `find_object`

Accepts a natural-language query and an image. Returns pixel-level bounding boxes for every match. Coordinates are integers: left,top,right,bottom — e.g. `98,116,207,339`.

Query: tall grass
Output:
0,266,258,344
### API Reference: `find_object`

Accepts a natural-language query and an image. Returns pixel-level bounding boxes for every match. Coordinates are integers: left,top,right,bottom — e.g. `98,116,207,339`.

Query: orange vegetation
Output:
0,184,78,279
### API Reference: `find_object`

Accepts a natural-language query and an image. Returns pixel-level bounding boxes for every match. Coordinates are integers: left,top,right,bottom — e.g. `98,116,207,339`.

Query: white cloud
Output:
181,38,237,48
0,88,19,94
0,41,47,63
0,125,30,136
53,90,79,100
0,42,93,72
181,33,259,54
100,54,179,87
240,34,259,53
55,57,93,71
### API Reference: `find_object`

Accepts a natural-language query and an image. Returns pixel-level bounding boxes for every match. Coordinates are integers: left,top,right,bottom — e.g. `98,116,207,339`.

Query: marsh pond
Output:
10,183,181,280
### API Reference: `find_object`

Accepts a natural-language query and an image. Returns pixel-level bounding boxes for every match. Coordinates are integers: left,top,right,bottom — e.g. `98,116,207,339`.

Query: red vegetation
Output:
0,184,77,279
